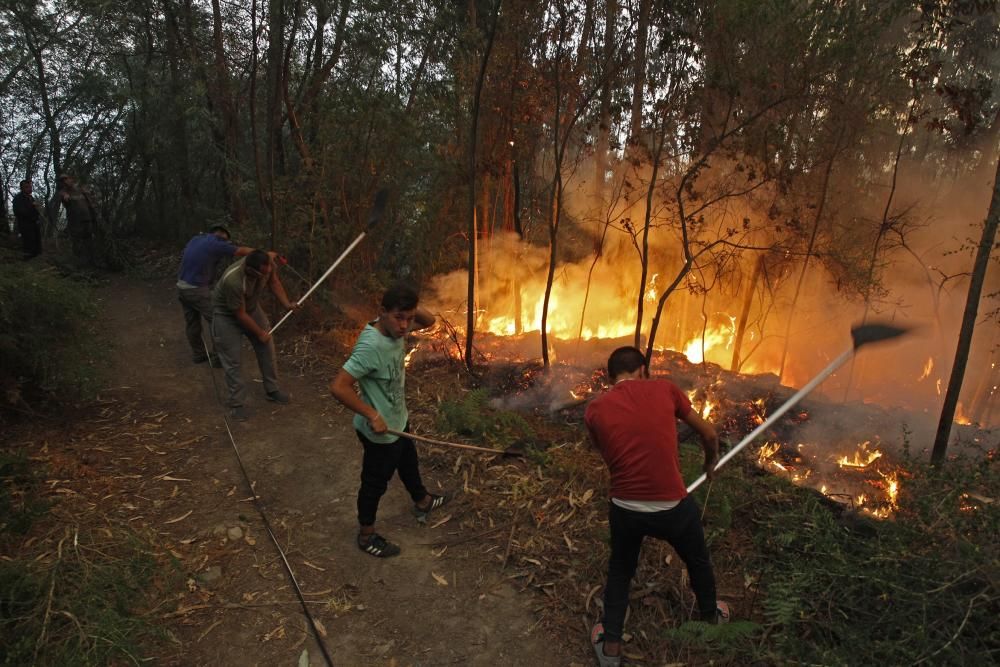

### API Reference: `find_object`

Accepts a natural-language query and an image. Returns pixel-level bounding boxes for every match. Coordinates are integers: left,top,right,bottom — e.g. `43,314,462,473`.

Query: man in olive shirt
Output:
212,250,298,421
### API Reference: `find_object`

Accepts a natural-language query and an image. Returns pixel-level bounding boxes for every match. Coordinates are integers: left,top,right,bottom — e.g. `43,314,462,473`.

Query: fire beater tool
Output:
269,189,389,336
686,322,910,493
387,428,525,458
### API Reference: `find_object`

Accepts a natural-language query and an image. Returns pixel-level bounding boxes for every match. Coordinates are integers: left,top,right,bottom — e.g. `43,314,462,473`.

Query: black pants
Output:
356,427,428,527
17,218,41,258
602,497,717,642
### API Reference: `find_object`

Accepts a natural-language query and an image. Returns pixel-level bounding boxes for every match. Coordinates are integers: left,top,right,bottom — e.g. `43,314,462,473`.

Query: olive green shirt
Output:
212,258,266,315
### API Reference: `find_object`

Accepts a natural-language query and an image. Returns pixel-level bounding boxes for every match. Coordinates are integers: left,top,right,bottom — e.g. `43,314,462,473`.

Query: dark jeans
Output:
211,310,280,408
178,287,214,361
68,221,97,266
16,219,41,258
602,496,717,642
356,427,428,527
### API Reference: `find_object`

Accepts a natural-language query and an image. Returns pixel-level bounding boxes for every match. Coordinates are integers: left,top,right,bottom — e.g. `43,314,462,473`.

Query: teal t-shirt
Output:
342,323,407,443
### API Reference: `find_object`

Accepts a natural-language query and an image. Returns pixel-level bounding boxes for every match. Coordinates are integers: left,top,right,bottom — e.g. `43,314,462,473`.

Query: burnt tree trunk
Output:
931,155,1000,464
732,253,765,372
464,0,501,371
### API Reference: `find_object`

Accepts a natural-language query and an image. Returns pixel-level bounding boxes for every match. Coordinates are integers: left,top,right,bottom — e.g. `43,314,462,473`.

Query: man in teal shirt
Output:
330,284,447,557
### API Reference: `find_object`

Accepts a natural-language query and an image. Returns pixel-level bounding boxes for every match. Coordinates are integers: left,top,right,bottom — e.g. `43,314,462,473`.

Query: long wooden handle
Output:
387,428,512,456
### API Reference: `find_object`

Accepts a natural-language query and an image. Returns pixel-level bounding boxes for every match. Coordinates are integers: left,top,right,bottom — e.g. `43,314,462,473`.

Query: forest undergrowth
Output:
423,373,999,665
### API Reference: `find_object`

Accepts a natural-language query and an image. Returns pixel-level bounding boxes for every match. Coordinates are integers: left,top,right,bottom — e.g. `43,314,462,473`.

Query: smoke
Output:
425,143,1000,429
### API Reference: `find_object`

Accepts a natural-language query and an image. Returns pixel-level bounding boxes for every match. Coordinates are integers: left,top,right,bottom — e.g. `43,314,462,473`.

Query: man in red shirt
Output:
584,346,726,666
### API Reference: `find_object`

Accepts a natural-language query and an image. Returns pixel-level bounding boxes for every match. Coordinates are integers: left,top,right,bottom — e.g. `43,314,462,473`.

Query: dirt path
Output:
95,275,583,666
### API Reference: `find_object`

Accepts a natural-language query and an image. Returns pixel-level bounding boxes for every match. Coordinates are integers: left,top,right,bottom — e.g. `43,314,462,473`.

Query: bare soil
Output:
12,274,589,666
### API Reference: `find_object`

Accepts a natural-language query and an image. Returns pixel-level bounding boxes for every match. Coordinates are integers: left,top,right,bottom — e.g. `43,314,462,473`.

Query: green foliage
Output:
0,451,48,536
0,257,102,409
739,451,999,665
437,388,535,448
0,445,161,664
662,619,760,653
0,533,160,665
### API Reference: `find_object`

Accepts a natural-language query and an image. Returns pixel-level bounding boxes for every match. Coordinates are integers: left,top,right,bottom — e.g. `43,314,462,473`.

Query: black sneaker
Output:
413,493,451,523
229,406,249,422
265,390,290,404
357,533,401,558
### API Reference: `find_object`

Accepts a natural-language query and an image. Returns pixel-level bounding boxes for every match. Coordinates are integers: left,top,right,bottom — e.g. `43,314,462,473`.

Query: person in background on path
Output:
177,225,254,366
329,284,448,558
12,179,42,259
54,174,99,266
211,250,298,421
584,346,728,667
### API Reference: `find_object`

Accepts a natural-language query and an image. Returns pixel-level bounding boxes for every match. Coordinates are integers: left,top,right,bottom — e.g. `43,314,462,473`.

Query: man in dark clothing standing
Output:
55,174,98,265
584,346,727,667
177,225,253,366
12,180,42,259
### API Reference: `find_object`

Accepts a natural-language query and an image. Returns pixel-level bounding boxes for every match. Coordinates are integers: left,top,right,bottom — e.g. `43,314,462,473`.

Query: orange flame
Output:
404,343,421,368
837,441,882,469
954,402,972,426
918,357,933,381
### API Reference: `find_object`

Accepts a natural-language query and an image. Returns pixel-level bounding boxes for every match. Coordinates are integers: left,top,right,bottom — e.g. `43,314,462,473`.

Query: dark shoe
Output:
413,493,450,524
229,406,249,422
590,623,622,667
265,389,290,404
194,353,221,367
357,533,400,558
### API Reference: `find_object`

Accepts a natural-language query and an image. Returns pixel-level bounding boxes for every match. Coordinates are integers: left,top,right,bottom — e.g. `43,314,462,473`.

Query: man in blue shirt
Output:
177,226,253,365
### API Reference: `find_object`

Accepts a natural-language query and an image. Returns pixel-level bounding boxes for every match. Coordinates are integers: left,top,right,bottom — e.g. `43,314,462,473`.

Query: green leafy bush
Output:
742,453,998,665
0,259,101,409
437,388,535,447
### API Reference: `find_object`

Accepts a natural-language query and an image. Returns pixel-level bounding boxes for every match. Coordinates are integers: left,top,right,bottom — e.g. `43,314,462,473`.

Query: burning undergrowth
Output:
405,323,987,521
402,346,998,665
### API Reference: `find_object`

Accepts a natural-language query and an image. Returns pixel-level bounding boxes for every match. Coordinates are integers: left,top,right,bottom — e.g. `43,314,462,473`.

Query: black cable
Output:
200,336,335,666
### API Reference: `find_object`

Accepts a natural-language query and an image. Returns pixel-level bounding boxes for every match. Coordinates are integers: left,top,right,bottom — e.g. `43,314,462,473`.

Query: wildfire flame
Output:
757,442,781,465
682,320,736,365
404,343,421,368
918,357,934,381
954,402,973,426
837,441,883,469
883,472,900,507
755,436,904,520
686,389,718,418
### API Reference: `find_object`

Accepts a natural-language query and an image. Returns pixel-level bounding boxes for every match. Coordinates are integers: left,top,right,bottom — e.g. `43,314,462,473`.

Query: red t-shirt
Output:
584,379,692,501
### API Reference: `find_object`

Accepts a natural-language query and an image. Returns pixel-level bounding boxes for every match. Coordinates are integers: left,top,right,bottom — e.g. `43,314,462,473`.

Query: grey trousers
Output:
211,310,280,408
178,287,213,361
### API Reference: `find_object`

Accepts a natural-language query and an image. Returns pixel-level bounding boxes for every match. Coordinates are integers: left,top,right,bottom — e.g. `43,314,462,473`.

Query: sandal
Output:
590,622,622,667
413,493,451,523
357,533,400,558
